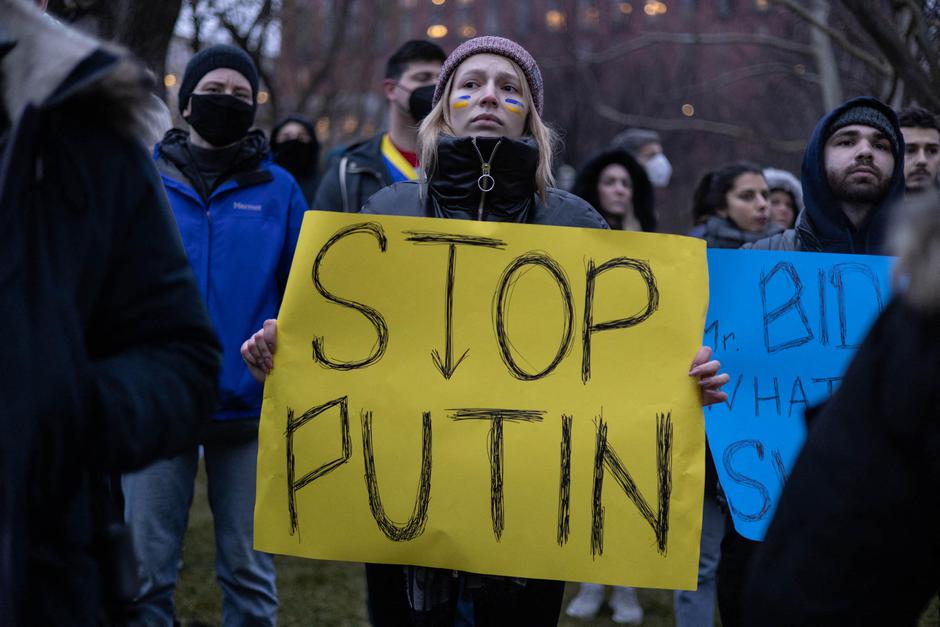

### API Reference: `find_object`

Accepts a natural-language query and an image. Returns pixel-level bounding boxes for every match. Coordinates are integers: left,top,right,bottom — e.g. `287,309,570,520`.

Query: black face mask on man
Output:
408,84,436,123
274,139,318,178
185,94,255,147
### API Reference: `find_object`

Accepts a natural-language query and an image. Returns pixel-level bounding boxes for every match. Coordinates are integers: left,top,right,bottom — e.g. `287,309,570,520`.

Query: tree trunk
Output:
809,0,842,111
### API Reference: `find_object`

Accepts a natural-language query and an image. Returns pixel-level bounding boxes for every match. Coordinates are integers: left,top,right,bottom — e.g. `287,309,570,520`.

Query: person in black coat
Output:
243,35,730,627
272,114,321,205
0,2,220,624
571,147,657,233
743,190,940,626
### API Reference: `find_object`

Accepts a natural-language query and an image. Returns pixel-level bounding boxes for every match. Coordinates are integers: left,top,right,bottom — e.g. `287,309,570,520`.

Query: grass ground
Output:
176,463,940,626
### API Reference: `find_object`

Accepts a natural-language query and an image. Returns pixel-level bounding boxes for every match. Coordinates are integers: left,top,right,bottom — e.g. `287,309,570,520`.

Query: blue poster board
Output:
704,249,893,540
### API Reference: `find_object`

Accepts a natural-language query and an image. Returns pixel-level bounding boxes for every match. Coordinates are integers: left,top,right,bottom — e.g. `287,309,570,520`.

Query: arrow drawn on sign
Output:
402,230,507,380
431,244,470,379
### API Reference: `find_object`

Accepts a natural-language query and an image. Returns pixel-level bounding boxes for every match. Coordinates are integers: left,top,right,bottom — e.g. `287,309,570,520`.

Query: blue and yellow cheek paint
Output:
504,98,525,116
452,95,471,109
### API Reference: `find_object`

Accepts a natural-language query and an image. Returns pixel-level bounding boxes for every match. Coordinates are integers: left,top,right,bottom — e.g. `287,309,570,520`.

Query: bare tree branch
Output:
594,103,806,154
662,62,819,100
294,0,354,114
214,0,280,116
768,0,891,75
839,0,940,110
897,0,940,93
574,31,814,66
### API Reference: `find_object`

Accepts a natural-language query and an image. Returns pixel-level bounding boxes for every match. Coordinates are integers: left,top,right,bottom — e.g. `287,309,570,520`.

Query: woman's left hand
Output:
689,345,730,407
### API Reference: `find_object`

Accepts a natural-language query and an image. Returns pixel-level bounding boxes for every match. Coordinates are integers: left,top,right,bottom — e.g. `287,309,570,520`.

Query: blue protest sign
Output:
704,249,893,540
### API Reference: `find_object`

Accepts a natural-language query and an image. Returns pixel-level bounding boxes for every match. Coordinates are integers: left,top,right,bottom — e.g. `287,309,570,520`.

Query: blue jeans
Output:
123,438,277,626
674,495,722,627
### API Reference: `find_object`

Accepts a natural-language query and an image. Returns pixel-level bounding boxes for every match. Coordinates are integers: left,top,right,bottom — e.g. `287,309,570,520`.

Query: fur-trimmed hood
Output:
763,167,804,212
1,0,158,141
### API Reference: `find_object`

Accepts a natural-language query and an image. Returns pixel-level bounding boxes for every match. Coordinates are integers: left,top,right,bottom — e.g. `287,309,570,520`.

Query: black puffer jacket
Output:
362,135,608,229
0,4,220,624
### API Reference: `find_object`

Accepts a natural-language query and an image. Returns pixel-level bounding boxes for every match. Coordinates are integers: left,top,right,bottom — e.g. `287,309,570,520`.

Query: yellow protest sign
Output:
255,211,708,590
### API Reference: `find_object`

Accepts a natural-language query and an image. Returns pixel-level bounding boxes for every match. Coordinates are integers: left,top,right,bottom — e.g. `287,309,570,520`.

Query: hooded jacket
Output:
362,135,608,230
0,1,220,623
749,97,905,253
155,127,307,428
571,147,657,232
314,132,391,213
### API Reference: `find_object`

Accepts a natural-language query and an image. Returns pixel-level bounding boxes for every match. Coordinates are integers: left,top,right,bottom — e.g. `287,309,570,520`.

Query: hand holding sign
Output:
704,248,892,540
689,345,730,406
241,318,277,382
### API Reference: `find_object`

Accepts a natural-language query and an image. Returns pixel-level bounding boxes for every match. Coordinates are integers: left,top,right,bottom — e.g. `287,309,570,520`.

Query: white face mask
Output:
644,153,673,187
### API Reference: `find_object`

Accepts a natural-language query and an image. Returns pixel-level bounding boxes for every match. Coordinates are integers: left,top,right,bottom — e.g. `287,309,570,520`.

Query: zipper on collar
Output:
471,137,501,221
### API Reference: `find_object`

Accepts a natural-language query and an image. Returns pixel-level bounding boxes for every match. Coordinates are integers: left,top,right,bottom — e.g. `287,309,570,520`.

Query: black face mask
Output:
408,84,436,123
185,94,255,147
274,139,317,177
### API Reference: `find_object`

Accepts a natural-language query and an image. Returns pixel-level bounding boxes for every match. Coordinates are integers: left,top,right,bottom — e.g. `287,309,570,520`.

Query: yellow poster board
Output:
255,211,708,590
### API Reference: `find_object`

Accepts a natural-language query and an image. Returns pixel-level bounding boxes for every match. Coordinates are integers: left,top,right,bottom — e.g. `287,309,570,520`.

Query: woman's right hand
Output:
241,318,277,383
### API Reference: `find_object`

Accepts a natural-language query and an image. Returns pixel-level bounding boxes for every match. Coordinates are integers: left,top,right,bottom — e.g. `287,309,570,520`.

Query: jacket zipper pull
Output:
478,162,495,193
471,137,501,221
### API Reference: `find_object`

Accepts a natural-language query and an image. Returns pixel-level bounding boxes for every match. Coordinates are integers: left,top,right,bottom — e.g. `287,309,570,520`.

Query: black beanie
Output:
828,104,901,156
178,44,259,116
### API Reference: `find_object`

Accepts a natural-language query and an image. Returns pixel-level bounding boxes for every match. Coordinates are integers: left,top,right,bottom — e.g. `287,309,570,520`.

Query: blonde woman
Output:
361,36,604,228
243,36,729,626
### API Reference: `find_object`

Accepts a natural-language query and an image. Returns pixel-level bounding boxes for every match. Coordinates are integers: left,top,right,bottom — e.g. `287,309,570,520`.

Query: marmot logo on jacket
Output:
234,201,262,211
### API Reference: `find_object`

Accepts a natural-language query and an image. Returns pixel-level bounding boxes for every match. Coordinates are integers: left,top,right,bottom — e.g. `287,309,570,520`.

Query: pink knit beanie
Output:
432,36,544,116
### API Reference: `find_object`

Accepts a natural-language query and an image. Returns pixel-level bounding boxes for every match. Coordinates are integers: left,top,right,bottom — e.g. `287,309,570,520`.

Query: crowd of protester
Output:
3,0,940,624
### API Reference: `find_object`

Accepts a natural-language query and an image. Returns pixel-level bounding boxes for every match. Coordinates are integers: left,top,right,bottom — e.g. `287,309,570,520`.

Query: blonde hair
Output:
418,56,555,198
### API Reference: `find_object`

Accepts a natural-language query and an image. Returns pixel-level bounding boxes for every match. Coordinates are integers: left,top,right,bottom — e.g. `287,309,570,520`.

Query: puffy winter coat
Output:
362,135,608,230
156,129,307,423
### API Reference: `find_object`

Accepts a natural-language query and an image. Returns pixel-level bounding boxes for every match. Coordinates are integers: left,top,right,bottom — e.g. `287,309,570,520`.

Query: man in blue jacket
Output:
123,44,307,625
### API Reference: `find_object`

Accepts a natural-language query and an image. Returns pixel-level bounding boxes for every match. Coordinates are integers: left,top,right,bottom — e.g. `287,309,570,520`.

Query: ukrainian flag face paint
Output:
504,97,525,116
448,53,528,139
